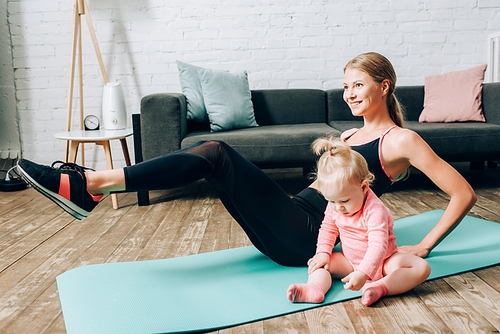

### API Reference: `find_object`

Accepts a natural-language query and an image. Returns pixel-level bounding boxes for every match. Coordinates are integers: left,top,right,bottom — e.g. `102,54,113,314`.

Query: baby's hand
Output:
341,271,369,291
307,253,330,274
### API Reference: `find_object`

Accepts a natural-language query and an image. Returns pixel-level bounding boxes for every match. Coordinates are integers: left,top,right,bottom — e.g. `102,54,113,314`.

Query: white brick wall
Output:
5,0,500,169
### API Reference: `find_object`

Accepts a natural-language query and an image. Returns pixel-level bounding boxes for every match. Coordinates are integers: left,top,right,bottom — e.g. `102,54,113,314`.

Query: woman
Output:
17,52,476,265
339,52,476,257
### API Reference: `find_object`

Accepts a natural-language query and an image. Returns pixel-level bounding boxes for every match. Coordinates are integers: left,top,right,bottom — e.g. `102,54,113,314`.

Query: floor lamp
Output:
60,0,133,210
64,0,109,163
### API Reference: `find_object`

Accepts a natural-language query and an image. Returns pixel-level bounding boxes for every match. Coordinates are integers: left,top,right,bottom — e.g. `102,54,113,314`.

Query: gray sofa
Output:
133,82,500,205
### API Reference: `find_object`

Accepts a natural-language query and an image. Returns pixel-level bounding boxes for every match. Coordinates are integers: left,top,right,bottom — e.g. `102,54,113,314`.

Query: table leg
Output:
68,140,80,163
100,140,119,210
120,138,132,167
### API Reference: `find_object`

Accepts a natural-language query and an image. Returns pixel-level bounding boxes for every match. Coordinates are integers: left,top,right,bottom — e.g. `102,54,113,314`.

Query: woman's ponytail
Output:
387,90,405,128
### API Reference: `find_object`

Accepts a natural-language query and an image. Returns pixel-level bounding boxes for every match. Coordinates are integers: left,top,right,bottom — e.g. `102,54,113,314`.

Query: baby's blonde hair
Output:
312,136,375,191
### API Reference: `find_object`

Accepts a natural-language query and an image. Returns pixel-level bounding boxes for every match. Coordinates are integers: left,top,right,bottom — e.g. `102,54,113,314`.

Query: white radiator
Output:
487,32,500,83
0,150,20,160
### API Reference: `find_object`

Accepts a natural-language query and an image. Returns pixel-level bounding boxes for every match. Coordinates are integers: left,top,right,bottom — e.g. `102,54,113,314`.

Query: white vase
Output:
102,82,127,130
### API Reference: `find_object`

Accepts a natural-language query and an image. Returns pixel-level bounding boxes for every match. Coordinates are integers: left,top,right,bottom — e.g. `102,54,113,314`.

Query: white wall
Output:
6,0,500,169
0,0,20,160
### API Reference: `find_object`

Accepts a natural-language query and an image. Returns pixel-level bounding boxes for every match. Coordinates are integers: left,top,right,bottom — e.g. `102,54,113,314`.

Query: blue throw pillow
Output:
197,68,258,132
176,60,209,123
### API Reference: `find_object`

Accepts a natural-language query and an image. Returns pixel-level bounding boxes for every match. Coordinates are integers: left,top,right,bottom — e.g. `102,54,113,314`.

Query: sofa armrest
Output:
132,113,150,206
140,93,188,161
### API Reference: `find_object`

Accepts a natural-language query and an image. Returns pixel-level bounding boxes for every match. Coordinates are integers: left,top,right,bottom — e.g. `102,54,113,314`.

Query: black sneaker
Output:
17,159,103,220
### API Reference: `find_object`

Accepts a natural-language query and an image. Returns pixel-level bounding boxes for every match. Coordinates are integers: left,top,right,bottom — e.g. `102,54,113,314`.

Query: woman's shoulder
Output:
385,126,425,147
384,126,434,162
340,128,359,141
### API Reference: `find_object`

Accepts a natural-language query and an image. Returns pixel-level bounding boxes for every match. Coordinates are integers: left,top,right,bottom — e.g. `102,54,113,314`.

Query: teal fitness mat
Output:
57,210,500,334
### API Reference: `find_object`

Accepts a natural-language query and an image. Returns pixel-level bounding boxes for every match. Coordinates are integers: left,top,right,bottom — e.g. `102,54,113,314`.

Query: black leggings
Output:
124,141,327,266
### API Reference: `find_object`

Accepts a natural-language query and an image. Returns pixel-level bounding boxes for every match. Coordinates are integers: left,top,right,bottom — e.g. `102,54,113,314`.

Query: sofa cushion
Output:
405,121,500,160
177,61,211,123
419,65,487,123
181,123,340,165
326,89,358,123
394,86,425,122
251,89,327,125
197,68,258,132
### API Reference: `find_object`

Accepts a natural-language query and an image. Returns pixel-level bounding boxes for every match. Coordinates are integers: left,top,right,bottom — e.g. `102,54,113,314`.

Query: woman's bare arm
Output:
388,129,476,257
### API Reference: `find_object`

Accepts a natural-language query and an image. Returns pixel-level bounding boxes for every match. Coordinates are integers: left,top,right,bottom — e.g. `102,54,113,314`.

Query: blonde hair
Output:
344,52,405,128
312,136,375,192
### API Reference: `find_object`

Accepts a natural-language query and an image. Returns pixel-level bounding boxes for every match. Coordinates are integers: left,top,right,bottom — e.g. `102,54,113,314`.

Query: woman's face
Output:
343,68,387,118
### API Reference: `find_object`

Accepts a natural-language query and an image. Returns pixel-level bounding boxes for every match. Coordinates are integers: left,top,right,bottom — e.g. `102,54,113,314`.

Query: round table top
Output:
54,128,133,141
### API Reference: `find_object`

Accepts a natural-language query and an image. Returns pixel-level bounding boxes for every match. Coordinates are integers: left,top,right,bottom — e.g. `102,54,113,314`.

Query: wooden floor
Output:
1,162,500,333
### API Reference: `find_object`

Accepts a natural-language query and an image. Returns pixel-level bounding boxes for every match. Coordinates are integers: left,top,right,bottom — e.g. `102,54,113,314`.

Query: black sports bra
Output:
345,125,397,197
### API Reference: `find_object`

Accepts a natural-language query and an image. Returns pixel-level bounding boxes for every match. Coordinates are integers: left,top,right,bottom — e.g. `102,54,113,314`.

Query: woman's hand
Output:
341,271,369,291
307,253,330,274
397,244,430,258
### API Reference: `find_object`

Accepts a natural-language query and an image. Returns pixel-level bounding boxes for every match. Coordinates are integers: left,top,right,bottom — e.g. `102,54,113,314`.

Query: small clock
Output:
84,115,100,131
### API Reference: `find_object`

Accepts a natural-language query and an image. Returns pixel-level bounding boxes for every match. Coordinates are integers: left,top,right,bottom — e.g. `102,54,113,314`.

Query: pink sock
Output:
287,282,325,303
361,281,388,306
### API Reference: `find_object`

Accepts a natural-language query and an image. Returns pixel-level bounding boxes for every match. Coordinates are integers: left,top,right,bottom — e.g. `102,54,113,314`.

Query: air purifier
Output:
102,82,127,130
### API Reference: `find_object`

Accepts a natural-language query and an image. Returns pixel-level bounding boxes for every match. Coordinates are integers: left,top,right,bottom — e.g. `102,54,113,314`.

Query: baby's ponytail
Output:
312,137,352,159
312,136,374,188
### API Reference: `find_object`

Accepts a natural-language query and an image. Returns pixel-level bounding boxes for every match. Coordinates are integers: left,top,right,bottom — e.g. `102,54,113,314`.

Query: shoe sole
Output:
17,163,88,220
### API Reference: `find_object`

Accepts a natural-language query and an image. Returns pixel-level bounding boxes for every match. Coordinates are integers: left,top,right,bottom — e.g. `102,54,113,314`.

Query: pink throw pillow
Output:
419,64,487,123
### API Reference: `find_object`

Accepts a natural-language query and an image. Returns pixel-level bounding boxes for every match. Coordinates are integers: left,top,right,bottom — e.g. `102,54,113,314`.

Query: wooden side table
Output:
54,128,133,209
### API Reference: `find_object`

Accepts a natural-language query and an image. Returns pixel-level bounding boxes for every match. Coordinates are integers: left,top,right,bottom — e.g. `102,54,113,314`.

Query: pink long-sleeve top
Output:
316,188,398,280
